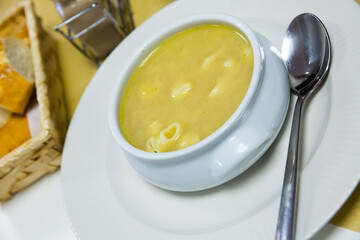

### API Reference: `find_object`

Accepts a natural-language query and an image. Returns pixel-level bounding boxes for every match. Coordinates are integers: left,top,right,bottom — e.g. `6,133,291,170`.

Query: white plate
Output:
61,0,360,239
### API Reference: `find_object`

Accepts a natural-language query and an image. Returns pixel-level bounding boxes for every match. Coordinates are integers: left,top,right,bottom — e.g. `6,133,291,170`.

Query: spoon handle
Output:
275,95,305,240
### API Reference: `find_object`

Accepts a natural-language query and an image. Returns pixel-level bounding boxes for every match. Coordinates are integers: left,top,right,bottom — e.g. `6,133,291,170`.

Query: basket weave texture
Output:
0,0,68,201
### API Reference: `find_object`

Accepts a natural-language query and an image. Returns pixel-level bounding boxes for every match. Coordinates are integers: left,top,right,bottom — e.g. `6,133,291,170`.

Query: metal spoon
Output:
275,13,331,240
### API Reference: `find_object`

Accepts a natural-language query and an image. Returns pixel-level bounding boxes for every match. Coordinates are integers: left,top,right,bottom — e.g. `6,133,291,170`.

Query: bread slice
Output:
0,36,34,114
2,36,34,82
0,107,11,128
0,113,31,157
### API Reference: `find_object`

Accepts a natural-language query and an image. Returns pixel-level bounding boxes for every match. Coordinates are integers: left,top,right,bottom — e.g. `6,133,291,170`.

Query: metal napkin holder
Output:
55,0,135,65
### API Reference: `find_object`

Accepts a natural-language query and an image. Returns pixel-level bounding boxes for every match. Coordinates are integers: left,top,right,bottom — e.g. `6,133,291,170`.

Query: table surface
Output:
0,0,359,239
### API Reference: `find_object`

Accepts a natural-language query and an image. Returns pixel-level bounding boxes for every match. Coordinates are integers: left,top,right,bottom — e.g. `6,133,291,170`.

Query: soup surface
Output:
120,24,254,153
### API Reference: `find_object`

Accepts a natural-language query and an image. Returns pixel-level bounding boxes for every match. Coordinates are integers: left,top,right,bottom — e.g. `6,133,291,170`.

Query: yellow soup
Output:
120,24,254,153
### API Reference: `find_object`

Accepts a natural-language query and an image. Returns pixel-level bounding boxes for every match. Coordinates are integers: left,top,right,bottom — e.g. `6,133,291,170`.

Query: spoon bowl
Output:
276,13,331,240
282,13,331,96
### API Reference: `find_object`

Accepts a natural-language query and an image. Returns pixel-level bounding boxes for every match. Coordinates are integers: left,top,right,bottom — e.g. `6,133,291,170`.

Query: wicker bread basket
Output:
0,0,68,201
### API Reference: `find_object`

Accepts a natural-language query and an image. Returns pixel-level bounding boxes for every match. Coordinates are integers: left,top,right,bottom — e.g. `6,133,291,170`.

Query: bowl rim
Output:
108,13,264,162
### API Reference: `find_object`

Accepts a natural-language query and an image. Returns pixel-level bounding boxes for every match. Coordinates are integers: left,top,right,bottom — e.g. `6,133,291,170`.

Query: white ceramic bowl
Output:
109,13,290,192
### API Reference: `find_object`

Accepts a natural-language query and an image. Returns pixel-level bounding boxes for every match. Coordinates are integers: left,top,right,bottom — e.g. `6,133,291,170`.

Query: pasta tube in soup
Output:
120,24,254,153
